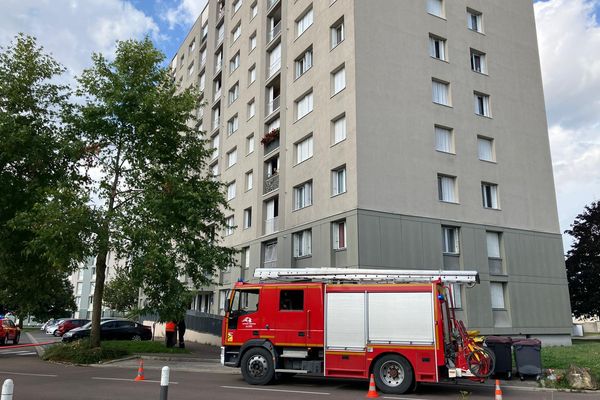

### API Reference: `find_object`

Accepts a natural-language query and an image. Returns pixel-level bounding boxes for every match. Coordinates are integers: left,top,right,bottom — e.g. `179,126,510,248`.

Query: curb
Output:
100,355,140,365
25,332,48,358
431,381,599,394
135,354,220,362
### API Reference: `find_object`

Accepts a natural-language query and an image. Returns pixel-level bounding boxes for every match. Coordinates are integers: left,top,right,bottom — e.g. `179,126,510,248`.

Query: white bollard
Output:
1,379,14,400
160,366,170,400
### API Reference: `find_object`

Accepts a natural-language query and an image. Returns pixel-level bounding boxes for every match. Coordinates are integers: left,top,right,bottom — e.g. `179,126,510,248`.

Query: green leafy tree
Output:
103,268,139,313
0,34,89,327
565,201,600,319
75,38,235,347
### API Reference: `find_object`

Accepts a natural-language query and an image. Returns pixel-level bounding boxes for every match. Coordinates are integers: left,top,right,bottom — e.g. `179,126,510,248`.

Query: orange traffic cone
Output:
134,359,145,381
366,373,379,398
494,379,503,400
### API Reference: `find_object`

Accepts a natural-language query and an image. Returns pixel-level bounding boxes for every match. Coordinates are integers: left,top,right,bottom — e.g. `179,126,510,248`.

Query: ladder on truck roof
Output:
254,268,479,285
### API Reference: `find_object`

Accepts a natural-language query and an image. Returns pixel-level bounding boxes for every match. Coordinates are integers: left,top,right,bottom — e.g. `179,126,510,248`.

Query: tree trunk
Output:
89,243,108,348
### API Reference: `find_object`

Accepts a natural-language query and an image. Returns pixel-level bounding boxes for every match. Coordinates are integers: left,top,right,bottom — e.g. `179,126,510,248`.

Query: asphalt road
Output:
0,329,60,360
1,355,598,400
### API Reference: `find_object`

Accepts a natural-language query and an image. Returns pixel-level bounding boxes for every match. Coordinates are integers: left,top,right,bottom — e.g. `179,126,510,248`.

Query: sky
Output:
1,0,599,251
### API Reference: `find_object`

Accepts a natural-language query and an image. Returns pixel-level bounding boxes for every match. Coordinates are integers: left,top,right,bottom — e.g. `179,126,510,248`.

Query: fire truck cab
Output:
221,268,489,395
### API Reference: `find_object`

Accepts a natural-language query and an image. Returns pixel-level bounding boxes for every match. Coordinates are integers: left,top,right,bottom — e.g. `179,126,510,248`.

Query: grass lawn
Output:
542,342,600,379
43,339,188,364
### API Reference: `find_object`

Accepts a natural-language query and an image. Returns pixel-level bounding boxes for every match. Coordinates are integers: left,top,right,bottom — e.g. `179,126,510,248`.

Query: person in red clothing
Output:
165,321,176,348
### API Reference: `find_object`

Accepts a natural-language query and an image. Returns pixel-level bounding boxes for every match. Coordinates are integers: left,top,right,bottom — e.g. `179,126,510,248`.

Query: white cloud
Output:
163,0,208,30
0,0,159,78
535,0,600,248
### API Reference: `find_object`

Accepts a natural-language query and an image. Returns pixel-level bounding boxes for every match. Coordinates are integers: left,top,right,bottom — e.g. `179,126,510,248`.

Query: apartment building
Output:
69,256,120,319
170,0,572,344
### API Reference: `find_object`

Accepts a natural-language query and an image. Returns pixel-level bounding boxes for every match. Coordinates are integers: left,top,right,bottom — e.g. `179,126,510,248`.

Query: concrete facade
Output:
170,0,572,344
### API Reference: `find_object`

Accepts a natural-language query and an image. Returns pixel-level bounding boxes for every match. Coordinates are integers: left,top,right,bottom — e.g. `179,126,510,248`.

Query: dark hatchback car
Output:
62,319,152,342
55,319,90,337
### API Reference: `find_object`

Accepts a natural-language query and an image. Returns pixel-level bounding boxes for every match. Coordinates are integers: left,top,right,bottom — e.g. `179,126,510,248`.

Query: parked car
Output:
41,319,58,331
0,318,20,345
45,319,65,335
54,319,90,337
62,319,152,342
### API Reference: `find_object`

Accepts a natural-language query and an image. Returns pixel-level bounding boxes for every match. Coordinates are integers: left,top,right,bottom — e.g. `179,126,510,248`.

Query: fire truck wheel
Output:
241,347,275,385
372,354,414,394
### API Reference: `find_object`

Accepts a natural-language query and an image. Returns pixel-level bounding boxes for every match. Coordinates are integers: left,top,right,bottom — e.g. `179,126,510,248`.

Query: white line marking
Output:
16,352,37,356
0,371,57,377
91,377,179,384
221,385,330,395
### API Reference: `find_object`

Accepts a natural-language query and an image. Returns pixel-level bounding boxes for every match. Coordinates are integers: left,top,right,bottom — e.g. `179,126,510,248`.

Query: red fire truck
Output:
221,268,494,394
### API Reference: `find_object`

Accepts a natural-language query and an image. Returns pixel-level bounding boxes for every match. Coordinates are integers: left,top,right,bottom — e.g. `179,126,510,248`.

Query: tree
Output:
0,35,89,327
565,201,600,319
103,268,139,314
75,38,235,347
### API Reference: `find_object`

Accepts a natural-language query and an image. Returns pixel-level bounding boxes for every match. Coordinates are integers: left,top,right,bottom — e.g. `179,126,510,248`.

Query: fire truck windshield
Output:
229,289,260,316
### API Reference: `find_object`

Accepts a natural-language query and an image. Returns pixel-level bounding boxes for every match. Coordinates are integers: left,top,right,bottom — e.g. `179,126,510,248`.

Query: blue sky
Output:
1,0,599,250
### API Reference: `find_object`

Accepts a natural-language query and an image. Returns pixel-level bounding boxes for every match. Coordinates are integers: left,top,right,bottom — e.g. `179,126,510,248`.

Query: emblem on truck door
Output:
241,316,256,328
227,332,233,342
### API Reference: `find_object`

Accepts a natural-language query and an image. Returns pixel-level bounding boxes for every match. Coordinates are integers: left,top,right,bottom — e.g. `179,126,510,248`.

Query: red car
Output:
0,319,20,345
55,319,90,337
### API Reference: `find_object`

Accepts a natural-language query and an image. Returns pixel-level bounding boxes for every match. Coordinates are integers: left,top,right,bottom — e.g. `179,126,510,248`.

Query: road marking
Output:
221,385,330,395
16,352,37,356
0,371,57,377
91,377,179,384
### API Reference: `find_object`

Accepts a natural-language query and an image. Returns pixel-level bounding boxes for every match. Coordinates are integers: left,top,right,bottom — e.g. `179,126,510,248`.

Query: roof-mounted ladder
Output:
254,268,479,285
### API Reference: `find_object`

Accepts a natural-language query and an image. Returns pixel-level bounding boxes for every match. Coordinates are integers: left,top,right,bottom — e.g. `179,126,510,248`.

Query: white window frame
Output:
475,92,491,117
249,32,257,51
295,135,314,164
332,166,347,196
486,232,501,259
482,182,499,209
293,181,313,210
468,9,483,33
248,65,256,84
477,136,494,162
427,0,445,18
229,52,240,73
296,91,314,120
333,114,347,144
227,115,239,135
232,24,241,43
293,229,312,257
470,49,487,74
333,220,347,250
295,48,313,79
442,226,460,254
331,18,345,49
296,7,314,38
226,182,236,200
233,0,242,14
227,148,238,168
435,126,454,154
432,79,450,106
332,66,346,95
250,2,258,19
490,282,506,309
225,216,235,236
429,35,447,61
438,174,457,203
228,83,240,105
245,170,253,191
246,134,255,154
243,208,252,229
247,99,256,119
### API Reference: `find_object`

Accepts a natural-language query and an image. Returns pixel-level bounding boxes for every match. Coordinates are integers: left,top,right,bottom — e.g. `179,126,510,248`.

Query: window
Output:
432,79,450,106
486,232,501,258
219,289,231,311
91,267,96,279
225,216,235,236
482,182,499,209
215,50,223,72
429,35,447,61
228,83,239,104
293,229,312,257
233,0,242,14
245,170,253,190
442,226,459,254
211,162,219,177
435,126,454,153
243,208,252,229
470,49,487,74
296,91,313,120
280,290,304,311
294,181,313,210
188,39,196,54
427,0,444,18
226,182,236,200
76,296,81,308
249,32,257,51
296,136,313,164
246,134,255,154
268,43,281,77
210,134,219,159
77,269,84,280
241,247,250,270
229,52,240,72
200,48,207,66
490,282,505,309
248,65,256,84
438,174,457,203
333,114,346,144
76,282,82,295
296,7,313,37
474,92,491,116
246,99,256,119
478,136,494,161
202,24,209,41
231,23,241,43
227,148,238,167
468,9,483,33
199,72,206,91
90,282,95,294
250,2,257,19
332,166,346,196
331,18,344,48
333,220,346,250
213,79,222,101
227,115,239,135
187,61,194,76
332,66,346,95
295,48,313,79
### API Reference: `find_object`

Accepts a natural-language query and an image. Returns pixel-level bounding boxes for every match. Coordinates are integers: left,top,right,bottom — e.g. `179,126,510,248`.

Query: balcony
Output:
265,96,280,117
213,89,221,102
266,21,281,43
268,57,281,78
215,60,223,75
263,173,279,194
212,117,220,131
264,216,279,235
267,0,280,12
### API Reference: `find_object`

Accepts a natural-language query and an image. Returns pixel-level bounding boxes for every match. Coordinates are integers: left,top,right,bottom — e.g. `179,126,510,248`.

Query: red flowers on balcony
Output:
261,128,280,146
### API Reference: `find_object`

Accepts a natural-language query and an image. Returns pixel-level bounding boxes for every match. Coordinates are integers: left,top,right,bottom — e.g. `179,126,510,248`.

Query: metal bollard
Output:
159,366,170,400
1,379,14,400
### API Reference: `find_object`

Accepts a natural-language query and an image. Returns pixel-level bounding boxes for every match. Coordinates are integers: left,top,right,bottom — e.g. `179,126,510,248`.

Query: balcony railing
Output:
212,117,220,130
266,21,281,43
264,216,279,235
268,57,281,78
266,0,280,11
216,32,224,46
265,96,280,116
215,60,222,74
263,173,279,194
217,8,225,22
